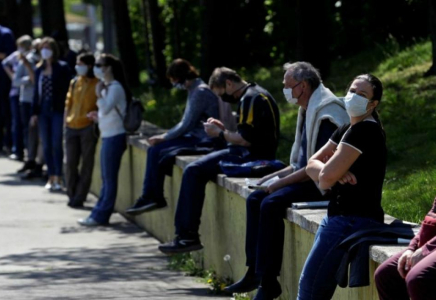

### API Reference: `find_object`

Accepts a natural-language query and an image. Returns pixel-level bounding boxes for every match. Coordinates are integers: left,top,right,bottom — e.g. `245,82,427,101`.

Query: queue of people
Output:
1,24,434,300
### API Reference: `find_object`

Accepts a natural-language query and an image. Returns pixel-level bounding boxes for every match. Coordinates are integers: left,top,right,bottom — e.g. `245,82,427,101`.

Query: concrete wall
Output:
89,124,408,300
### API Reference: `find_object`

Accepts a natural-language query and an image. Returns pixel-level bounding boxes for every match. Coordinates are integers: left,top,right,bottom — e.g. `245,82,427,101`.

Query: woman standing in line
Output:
78,54,129,226
64,53,99,208
31,37,71,191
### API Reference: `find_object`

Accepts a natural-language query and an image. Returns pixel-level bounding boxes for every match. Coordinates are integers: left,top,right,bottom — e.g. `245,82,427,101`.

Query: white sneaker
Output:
77,217,100,227
44,182,52,190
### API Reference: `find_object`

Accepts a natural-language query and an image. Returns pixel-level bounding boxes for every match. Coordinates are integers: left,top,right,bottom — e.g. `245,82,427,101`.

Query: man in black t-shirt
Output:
158,67,280,254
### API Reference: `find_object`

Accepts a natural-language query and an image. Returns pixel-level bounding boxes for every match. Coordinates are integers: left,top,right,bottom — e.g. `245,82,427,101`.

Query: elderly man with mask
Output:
158,67,280,255
225,62,349,300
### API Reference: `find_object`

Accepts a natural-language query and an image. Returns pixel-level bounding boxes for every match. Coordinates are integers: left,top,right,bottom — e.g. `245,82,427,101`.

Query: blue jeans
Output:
142,136,200,200
10,95,23,156
20,102,32,151
246,181,322,277
175,146,249,237
38,112,64,176
297,215,380,300
90,133,126,224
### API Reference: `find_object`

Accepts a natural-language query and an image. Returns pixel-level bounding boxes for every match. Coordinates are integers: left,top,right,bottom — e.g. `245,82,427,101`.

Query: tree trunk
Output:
147,0,169,87
294,0,332,77
425,0,436,77
200,0,228,80
39,0,68,43
101,0,115,53
111,0,140,87
16,0,33,37
0,0,18,34
141,0,153,76
171,0,181,59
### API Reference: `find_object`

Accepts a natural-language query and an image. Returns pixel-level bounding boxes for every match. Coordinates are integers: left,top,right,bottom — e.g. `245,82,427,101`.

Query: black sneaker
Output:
125,196,167,216
9,153,23,161
17,160,36,174
224,270,260,293
21,165,43,180
158,236,203,254
253,279,282,300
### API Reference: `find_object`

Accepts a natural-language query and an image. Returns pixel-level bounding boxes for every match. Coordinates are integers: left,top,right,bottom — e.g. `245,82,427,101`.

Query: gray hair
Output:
283,61,321,91
16,35,33,49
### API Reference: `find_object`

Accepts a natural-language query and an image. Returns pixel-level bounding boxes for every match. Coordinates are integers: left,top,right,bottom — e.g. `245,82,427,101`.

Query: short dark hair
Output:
78,52,95,78
283,61,321,91
208,67,242,88
166,58,199,82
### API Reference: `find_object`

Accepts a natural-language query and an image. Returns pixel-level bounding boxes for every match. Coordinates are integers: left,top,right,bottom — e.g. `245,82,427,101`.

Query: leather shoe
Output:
224,272,260,293
253,283,282,300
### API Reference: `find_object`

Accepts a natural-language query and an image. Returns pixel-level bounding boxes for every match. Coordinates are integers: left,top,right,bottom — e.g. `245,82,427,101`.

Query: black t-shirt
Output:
237,83,280,160
328,121,387,222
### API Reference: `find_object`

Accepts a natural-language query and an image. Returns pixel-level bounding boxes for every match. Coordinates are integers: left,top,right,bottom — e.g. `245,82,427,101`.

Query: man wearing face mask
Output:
157,67,280,255
125,58,224,215
2,35,33,161
224,62,349,300
64,53,99,208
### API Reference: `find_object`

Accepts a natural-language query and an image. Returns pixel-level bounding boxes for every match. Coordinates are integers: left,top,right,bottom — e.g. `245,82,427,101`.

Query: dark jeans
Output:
65,126,98,205
297,215,379,300
375,249,436,300
90,133,126,224
38,112,64,176
246,181,322,277
9,95,23,156
0,92,12,151
20,102,32,152
142,136,200,200
175,146,249,237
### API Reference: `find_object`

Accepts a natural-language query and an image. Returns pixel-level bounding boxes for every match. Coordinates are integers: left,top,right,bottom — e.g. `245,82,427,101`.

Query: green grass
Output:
136,40,436,223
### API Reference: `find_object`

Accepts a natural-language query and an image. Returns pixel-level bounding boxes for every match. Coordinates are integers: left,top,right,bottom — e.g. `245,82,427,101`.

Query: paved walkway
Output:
0,157,228,300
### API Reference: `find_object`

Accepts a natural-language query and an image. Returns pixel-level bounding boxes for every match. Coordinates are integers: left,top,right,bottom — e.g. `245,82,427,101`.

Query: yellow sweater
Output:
65,76,99,129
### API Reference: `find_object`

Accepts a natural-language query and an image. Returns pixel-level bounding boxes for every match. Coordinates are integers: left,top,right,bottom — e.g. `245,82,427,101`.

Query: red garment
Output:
407,197,436,256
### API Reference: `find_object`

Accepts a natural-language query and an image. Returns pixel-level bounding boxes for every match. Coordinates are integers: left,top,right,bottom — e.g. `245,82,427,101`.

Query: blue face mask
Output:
172,82,185,90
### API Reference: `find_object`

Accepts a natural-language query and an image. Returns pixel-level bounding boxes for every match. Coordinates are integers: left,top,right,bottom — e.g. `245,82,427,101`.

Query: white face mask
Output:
344,92,370,117
75,65,88,76
283,88,298,104
18,47,26,54
41,48,53,60
93,66,105,80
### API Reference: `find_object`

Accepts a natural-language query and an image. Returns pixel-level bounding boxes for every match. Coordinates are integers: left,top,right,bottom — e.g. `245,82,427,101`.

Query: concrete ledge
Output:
89,122,418,300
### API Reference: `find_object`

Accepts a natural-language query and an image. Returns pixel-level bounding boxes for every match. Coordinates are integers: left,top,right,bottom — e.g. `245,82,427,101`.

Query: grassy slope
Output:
140,41,436,223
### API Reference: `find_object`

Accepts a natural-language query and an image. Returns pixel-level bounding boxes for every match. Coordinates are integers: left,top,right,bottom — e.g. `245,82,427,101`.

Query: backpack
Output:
115,97,145,133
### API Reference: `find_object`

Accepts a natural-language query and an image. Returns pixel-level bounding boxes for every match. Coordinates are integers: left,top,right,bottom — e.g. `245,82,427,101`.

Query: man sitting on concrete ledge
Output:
158,67,280,254
125,59,223,215
225,62,349,300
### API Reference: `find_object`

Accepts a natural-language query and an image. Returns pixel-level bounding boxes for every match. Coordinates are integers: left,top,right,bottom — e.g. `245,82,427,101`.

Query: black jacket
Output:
335,221,418,288
32,61,71,115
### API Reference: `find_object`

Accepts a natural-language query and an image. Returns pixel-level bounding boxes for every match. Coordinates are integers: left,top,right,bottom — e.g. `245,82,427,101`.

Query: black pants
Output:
175,146,249,237
65,125,98,205
245,181,322,277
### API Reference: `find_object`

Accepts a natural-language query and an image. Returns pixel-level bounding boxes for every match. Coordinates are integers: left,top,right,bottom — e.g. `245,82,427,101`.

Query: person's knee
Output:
374,263,391,288
260,194,282,216
247,190,267,209
406,271,426,297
